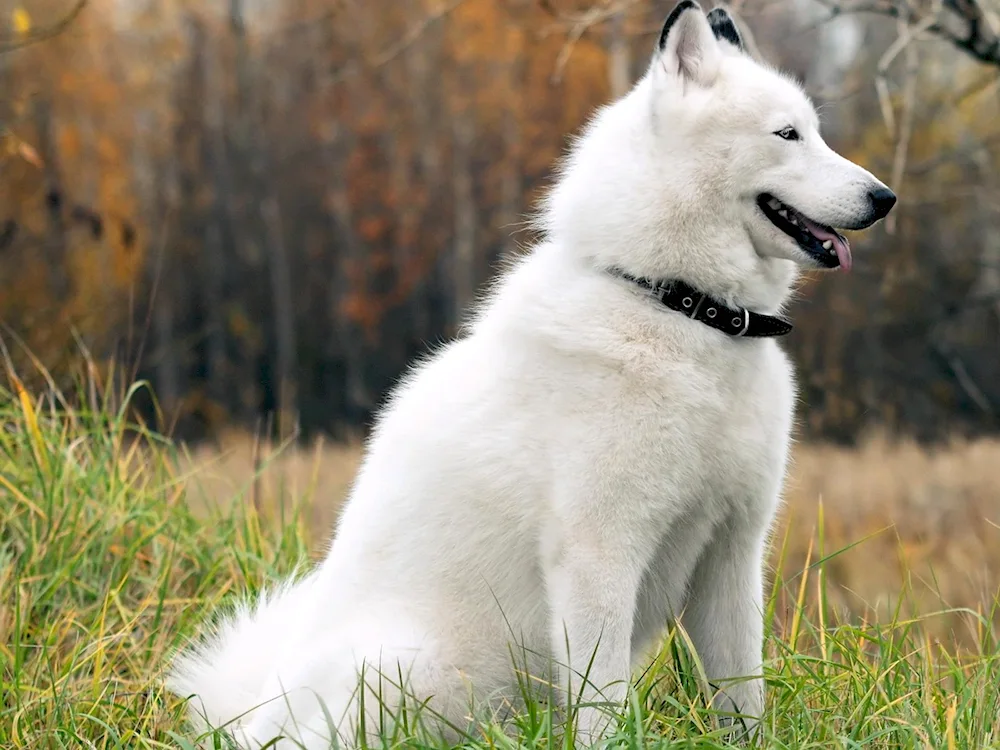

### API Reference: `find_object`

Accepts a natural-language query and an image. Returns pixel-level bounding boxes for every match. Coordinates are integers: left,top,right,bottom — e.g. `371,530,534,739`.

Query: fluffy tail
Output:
166,572,318,734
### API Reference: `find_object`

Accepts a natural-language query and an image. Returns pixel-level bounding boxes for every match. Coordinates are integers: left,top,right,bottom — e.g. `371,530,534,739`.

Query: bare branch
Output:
551,5,607,83
885,14,923,233
931,340,995,414
535,0,766,77
813,0,1000,68
908,130,1000,175
327,0,471,87
0,0,88,55
535,0,643,29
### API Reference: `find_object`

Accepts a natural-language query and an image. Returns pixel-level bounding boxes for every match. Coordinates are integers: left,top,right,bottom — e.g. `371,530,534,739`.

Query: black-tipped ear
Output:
655,0,722,85
658,0,701,51
706,7,744,51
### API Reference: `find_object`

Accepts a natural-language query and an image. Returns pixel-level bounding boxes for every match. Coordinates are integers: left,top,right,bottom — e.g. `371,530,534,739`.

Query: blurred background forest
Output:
1,0,999,445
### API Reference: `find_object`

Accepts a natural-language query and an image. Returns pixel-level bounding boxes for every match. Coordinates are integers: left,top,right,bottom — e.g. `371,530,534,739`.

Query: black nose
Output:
868,186,897,220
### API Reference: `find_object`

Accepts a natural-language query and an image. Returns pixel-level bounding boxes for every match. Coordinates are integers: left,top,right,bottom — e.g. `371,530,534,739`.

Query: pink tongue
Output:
801,217,852,272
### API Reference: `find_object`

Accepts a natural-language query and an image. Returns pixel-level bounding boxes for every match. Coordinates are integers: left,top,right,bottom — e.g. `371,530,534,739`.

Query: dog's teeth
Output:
778,209,788,218
768,198,781,209
822,240,833,250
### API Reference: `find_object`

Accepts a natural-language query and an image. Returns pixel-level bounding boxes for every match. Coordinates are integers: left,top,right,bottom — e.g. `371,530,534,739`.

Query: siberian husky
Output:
168,2,896,746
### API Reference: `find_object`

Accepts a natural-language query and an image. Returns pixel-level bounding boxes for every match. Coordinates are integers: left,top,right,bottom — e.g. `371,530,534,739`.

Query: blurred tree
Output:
0,0,996,443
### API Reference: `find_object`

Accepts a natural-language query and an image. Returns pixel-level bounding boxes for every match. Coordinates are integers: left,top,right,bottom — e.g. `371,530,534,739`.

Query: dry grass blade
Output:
1,361,998,747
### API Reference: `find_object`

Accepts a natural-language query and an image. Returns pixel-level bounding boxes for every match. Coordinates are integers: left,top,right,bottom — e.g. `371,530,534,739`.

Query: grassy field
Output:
2,380,999,749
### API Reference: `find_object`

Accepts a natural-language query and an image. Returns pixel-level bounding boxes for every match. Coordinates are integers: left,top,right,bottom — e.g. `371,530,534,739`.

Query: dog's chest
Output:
704,348,793,500
624,341,794,647
636,338,796,516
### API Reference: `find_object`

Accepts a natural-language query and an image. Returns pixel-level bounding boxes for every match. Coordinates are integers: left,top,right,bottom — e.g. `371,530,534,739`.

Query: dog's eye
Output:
774,126,800,141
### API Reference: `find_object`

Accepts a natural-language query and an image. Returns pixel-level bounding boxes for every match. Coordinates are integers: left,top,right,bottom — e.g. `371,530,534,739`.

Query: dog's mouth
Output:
757,194,852,272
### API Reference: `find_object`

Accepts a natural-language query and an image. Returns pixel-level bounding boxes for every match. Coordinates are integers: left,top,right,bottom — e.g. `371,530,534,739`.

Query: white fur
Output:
167,5,891,747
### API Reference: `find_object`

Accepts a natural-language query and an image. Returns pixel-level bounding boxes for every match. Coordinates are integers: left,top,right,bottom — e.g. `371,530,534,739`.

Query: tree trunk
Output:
260,192,298,439
33,99,70,299
404,9,444,344
608,11,631,98
452,110,476,323
311,17,374,427
501,30,525,258
231,0,299,439
199,19,229,419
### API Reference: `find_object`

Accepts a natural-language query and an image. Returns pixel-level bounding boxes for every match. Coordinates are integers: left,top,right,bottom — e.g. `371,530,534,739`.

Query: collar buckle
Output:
610,268,792,338
736,308,750,336
649,280,670,303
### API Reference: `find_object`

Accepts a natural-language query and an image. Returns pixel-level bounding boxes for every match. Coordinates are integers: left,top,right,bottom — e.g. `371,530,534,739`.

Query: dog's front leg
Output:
543,531,646,746
681,514,769,737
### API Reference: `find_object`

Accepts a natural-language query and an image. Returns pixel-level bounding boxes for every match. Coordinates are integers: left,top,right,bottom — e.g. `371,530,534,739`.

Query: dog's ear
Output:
706,7,744,52
655,0,722,86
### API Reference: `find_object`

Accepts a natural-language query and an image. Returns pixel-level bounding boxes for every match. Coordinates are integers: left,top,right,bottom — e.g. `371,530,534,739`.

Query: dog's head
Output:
651,1,894,272
543,1,895,293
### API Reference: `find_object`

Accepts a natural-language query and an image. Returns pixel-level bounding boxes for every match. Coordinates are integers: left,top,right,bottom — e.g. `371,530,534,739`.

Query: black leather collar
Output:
611,270,793,338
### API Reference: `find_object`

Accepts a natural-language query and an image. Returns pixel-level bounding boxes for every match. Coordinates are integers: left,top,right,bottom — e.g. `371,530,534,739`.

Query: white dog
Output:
168,3,895,746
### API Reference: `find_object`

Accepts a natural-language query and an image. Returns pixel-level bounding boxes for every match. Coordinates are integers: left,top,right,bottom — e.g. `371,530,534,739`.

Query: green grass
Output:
1,376,999,749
